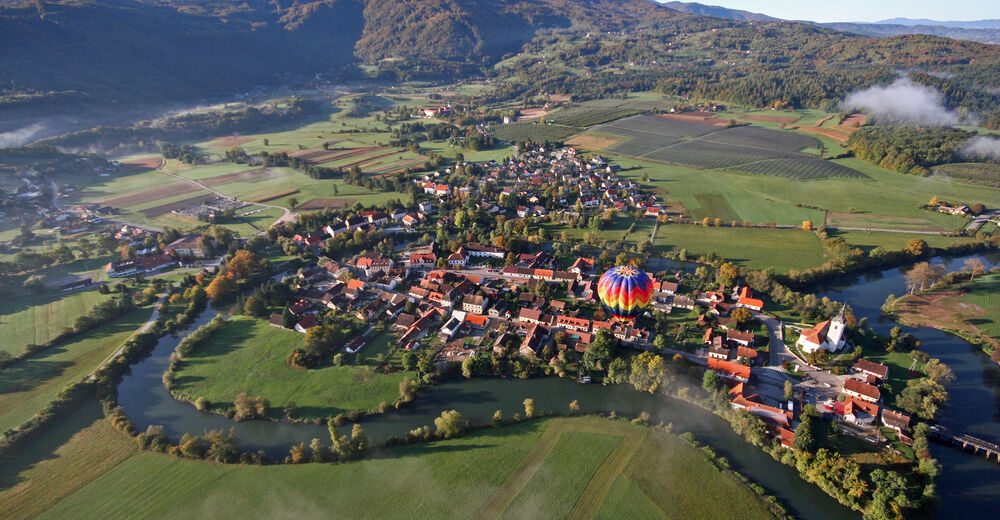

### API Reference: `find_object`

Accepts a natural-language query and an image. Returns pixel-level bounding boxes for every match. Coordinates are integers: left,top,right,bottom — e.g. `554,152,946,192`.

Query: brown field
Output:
201,168,282,187
314,146,386,165
841,113,867,127
893,290,1000,351
295,198,358,210
287,149,346,160
743,114,800,124
549,94,573,102
339,149,402,170
119,157,162,173
253,189,298,203
566,133,622,151
138,193,218,217
793,125,852,142
212,136,254,147
96,182,200,207
518,108,548,121
378,158,427,175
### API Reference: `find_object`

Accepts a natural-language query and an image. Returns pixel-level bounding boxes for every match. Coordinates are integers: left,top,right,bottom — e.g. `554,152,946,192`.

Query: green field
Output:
826,230,977,253
26,417,779,520
171,316,414,418
0,306,151,433
0,290,113,356
950,274,1000,339
933,162,1000,188
655,225,827,272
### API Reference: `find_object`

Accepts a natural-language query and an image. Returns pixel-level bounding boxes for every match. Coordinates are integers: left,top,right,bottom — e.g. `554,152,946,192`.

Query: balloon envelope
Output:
597,265,653,321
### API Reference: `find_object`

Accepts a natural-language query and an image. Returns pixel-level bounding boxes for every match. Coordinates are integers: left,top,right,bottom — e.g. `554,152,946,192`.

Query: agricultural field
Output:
0,289,113,356
595,114,862,179
933,162,1000,188
492,121,581,143
0,306,152,433
170,316,415,419
30,417,780,520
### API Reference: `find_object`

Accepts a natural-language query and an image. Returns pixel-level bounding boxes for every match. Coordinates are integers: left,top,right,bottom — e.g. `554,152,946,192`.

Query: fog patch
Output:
0,123,46,147
961,136,1000,161
842,77,960,125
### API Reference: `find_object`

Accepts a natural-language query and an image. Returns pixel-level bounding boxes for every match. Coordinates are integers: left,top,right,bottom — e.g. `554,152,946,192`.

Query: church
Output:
796,304,848,354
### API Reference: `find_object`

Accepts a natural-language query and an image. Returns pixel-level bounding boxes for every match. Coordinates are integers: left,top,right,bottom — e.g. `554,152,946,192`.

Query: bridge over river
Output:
928,426,1000,463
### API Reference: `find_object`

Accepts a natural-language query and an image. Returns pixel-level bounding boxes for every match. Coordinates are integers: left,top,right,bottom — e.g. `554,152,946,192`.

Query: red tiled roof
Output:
853,359,889,379
708,357,751,380
843,378,881,401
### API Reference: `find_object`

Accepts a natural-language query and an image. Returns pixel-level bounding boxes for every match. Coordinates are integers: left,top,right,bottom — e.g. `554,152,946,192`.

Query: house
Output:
464,242,505,259
796,305,847,353
488,301,512,319
410,252,436,267
269,313,285,328
736,287,764,311
418,202,434,213
447,248,468,268
708,337,730,360
846,397,880,425
519,324,548,358
732,394,793,429
294,314,319,333
465,313,490,330
355,253,394,275
727,330,755,347
462,294,489,314
881,409,912,432
555,315,591,332
842,378,881,403
324,222,347,237
853,359,889,381
59,278,94,293
707,357,750,382
166,235,204,258
569,257,594,275
345,336,366,353
518,307,548,326
736,346,759,363
655,280,679,295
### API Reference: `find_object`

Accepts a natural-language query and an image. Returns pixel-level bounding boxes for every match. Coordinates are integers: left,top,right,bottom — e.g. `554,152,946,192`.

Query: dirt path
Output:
475,422,565,520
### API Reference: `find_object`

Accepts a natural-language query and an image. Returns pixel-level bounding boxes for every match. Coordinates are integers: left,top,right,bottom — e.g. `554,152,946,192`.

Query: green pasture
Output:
171,316,415,418
655,225,827,272
0,289,114,356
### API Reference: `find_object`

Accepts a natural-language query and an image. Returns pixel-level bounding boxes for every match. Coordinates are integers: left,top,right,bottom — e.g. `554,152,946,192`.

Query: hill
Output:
662,1,778,21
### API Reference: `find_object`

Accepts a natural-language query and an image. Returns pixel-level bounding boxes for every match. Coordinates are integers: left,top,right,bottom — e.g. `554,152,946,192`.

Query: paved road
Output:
155,157,293,232
754,311,846,403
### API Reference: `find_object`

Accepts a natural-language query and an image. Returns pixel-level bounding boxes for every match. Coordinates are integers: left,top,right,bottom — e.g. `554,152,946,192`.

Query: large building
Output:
796,304,847,354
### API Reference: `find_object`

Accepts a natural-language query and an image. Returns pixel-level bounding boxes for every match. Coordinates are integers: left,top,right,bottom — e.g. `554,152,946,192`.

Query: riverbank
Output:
890,272,1000,366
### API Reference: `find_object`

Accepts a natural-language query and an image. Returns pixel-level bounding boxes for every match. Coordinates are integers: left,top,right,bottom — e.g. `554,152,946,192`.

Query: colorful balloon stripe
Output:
597,265,653,321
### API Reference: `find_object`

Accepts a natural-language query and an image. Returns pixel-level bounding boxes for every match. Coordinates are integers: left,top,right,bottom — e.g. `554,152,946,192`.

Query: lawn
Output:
654,224,827,272
171,316,415,418
33,417,780,520
0,306,152,433
0,289,114,356
827,229,977,253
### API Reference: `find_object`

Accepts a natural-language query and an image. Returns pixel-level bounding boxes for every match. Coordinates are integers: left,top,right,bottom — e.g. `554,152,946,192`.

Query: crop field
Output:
697,125,818,153
493,122,581,143
603,114,721,139
565,132,623,151
170,316,415,419
546,105,643,127
0,306,151,433
729,158,866,180
933,162,1000,188
93,180,200,208
295,198,358,210
0,289,113,356
33,417,779,520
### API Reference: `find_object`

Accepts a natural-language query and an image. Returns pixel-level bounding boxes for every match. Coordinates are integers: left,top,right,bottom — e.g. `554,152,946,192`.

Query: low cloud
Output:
961,136,1000,161
842,77,960,125
0,123,46,147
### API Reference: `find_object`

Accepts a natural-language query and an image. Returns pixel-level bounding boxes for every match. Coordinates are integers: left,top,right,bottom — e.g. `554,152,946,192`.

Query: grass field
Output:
826,230,977,253
31,417,779,520
0,306,151,433
0,289,113,356
171,316,414,418
892,272,1000,356
0,401,137,520
933,162,1000,188
654,225,827,272
493,122,581,143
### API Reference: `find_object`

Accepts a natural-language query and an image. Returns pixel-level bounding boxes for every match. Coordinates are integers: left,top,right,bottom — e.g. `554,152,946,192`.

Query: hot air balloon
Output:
597,265,653,323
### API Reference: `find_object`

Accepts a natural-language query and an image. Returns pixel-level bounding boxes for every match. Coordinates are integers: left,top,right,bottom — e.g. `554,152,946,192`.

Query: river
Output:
118,252,1000,519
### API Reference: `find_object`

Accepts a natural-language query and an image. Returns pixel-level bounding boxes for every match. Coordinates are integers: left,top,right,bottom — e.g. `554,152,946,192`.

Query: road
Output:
155,157,294,232
754,311,847,403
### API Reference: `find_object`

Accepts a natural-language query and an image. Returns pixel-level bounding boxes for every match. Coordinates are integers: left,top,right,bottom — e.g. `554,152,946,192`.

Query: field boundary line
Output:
474,422,565,520
566,431,643,520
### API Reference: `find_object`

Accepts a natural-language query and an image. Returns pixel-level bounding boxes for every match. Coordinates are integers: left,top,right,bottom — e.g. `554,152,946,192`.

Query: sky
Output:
659,1,1000,24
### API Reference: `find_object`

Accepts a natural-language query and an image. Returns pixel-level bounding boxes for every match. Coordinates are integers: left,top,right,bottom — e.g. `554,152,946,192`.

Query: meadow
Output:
0,305,152,432
25,417,780,520
0,289,113,356
171,316,414,418
653,225,828,272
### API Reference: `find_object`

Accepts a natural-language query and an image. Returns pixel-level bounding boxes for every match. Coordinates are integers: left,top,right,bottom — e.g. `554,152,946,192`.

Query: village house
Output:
842,378,881,403
166,235,205,258
853,359,889,382
294,314,318,333
462,294,489,314
735,287,764,312
840,397,879,426
881,409,912,432
707,357,751,382
464,242,505,259
518,307,549,326
447,248,468,268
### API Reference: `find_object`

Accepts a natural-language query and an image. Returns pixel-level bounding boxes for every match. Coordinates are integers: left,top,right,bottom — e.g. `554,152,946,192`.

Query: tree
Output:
569,399,580,413
923,358,956,384
401,351,418,371
629,351,667,393
793,417,816,452
243,295,266,316
205,276,236,300
434,410,465,438
288,197,299,209
702,369,722,393
783,380,795,401
905,239,928,257
606,357,629,384
963,258,987,279
304,325,342,357
310,438,328,462
523,398,535,418
897,378,948,419
583,330,613,371
350,423,367,455
731,307,753,328
717,262,740,286
801,220,813,230
398,377,419,403
281,306,296,329
233,393,269,421
903,262,942,293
